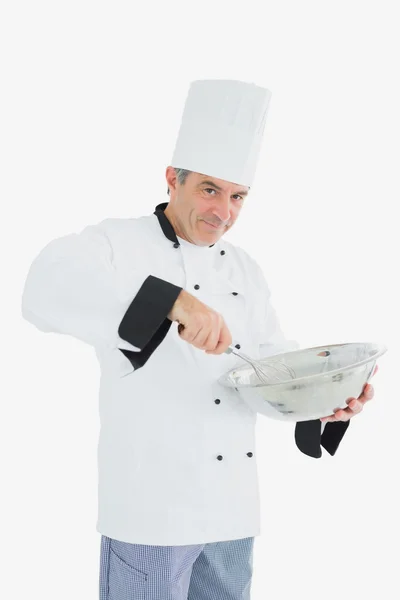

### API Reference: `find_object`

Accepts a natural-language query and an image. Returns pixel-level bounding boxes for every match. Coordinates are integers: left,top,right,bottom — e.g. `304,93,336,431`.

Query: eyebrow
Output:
198,179,249,196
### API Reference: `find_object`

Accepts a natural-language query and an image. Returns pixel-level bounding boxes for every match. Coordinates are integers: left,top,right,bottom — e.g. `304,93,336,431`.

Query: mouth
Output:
201,220,224,230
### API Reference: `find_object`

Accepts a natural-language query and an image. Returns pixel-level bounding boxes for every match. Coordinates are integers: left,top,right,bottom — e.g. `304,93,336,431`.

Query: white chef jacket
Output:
21,201,349,546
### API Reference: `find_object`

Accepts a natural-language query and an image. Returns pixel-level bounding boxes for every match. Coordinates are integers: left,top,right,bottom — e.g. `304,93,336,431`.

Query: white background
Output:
2,1,399,598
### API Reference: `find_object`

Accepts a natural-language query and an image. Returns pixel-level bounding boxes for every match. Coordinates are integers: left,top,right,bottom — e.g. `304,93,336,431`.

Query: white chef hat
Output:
170,79,272,188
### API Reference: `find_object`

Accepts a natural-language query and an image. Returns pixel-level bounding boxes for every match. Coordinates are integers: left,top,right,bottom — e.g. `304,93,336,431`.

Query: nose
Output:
212,196,232,224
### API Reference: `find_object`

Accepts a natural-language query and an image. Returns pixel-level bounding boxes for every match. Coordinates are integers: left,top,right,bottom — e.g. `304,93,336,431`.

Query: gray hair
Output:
167,167,251,195
167,168,192,195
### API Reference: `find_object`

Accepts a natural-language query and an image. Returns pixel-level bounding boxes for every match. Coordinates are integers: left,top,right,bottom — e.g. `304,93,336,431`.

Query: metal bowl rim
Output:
219,341,388,389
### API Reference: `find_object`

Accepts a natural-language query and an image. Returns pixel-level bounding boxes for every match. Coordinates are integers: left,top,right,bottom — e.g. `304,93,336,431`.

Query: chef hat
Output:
170,79,272,188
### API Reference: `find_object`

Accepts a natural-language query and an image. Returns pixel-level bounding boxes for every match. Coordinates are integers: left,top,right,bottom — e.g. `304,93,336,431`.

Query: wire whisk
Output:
177,323,296,384
225,345,296,384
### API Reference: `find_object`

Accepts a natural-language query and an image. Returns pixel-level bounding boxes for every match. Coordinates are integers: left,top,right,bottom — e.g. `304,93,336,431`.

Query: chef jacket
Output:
21,201,350,546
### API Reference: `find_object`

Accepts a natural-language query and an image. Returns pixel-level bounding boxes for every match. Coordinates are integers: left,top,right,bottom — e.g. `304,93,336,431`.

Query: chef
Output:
21,79,376,600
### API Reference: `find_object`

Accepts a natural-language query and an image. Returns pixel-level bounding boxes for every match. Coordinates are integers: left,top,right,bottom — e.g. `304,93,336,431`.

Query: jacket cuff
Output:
321,420,351,456
294,420,323,458
118,275,183,349
294,419,350,458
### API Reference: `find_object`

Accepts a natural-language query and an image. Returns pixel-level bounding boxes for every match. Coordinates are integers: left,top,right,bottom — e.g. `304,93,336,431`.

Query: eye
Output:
204,188,243,201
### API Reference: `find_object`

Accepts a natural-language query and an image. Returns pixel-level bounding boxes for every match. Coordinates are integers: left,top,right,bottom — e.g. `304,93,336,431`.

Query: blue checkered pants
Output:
99,535,254,599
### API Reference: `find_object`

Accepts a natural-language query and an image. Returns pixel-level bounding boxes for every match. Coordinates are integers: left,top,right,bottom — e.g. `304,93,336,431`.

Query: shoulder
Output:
93,214,150,234
88,214,155,244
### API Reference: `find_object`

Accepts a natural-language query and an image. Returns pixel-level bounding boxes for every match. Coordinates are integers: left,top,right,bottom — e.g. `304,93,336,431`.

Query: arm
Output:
21,221,183,355
254,261,348,457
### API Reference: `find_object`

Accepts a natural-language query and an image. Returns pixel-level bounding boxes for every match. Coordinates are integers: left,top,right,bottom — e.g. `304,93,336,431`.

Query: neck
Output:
164,203,187,242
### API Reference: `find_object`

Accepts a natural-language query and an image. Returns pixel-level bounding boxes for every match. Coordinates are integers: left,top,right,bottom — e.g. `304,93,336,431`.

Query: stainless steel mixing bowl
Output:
218,342,387,421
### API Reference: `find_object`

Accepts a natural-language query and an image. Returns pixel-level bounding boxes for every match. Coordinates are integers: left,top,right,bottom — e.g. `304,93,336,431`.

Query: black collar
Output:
154,202,215,248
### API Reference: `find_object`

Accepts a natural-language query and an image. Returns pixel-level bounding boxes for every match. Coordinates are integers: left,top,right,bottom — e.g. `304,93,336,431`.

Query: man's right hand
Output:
167,290,232,355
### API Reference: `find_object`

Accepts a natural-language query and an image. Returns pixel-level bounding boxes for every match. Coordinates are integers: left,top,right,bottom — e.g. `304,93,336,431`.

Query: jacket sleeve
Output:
253,260,349,457
21,221,183,352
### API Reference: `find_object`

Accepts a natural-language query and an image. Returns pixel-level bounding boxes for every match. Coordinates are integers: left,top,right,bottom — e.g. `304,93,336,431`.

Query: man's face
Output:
165,167,249,246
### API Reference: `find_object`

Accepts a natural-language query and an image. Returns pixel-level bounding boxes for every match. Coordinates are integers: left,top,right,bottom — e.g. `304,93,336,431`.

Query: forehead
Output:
193,172,248,193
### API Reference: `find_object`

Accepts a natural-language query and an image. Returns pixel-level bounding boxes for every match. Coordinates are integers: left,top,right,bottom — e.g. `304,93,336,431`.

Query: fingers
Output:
346,397,363,413
321,382,375,422
178,314,232,355
320,414,339,423
206,323,232,355
321,407,353,422
359,383,375,402
198,326,220,353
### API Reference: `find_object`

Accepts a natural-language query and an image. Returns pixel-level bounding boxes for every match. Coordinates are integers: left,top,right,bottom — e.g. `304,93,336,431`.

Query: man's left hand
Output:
320,365,379,423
